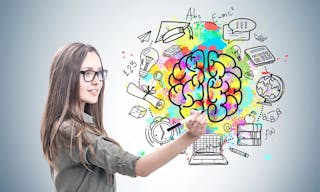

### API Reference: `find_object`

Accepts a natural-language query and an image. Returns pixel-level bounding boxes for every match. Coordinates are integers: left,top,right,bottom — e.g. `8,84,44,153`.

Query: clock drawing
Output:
150,117,173,145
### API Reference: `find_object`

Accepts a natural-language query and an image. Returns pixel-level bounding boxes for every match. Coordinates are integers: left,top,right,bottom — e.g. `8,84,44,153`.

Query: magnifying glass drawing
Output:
153,71,164,87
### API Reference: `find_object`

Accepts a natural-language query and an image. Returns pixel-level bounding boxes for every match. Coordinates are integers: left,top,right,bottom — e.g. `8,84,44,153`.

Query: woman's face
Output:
79,52,104,107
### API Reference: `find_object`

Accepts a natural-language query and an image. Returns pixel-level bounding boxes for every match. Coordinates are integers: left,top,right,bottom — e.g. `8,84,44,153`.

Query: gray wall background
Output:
0,0,319,191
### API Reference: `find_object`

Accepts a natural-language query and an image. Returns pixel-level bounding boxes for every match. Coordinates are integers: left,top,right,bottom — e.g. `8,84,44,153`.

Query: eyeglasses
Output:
80,69,108,82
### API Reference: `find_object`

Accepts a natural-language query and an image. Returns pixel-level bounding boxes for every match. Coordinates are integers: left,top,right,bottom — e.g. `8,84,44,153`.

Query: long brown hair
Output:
41,42,112,169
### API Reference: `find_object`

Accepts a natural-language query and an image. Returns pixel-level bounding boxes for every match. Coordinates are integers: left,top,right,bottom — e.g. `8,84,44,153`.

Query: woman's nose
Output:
91,74,99,84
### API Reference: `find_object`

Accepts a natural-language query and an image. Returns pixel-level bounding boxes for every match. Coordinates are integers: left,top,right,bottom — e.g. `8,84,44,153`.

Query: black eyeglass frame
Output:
80,69,108,82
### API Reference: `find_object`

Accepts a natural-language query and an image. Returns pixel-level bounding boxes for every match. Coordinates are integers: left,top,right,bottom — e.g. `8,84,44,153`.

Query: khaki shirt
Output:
51,113,139,192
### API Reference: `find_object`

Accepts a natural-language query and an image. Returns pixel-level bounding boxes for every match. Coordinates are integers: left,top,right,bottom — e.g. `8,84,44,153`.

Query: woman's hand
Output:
135,109,208,177
185,110,207,139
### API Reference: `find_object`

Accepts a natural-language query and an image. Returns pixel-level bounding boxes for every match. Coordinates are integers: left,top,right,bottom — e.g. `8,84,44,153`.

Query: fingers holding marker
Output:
166,110,205,132
186,110,203,128
186,110,207,137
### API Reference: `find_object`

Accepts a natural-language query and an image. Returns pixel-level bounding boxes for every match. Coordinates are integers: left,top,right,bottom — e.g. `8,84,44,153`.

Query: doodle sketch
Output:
123,6,286,165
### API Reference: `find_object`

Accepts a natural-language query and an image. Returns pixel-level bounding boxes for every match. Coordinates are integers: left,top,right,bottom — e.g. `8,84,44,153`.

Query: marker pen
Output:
167,110,205,131
229,147,249,158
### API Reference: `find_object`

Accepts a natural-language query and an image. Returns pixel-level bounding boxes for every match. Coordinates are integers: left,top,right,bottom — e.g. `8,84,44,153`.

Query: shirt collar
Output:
83,112,95,124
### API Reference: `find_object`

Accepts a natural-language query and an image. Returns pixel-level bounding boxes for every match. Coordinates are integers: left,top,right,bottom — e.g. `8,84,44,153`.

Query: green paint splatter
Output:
138,150,146,157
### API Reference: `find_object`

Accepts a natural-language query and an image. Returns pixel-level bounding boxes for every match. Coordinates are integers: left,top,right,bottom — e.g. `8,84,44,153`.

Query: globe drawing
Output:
256,74,284,105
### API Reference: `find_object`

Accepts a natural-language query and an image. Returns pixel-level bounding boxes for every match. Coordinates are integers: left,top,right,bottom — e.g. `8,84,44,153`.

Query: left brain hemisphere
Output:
169,50,205,106
168,49,242,122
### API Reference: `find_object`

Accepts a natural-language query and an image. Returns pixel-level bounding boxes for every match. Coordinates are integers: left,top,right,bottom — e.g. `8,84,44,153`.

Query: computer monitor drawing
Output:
189,134,228,165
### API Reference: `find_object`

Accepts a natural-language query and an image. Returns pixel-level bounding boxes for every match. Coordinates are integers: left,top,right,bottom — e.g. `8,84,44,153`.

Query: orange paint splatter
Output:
181,46,191,54
198,45,206,51
208,46,217,51
205,22,219,30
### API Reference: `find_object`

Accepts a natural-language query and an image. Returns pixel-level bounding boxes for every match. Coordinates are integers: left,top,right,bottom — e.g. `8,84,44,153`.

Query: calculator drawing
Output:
244,45,275,66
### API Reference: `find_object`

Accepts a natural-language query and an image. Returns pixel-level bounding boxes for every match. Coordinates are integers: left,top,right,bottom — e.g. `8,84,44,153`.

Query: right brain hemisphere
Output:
168,49,242,122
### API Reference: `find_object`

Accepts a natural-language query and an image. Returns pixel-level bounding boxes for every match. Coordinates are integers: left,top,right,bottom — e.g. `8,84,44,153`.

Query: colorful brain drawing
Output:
168,49,242,122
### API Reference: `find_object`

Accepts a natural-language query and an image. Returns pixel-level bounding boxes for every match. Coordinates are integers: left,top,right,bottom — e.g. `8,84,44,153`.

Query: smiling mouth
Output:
88,89,99,94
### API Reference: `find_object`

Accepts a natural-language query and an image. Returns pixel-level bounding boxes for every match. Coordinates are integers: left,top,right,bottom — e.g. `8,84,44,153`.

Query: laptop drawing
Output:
189,134,228,165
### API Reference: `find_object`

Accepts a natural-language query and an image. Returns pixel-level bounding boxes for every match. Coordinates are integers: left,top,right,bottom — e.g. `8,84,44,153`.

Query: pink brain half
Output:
168,49,242,122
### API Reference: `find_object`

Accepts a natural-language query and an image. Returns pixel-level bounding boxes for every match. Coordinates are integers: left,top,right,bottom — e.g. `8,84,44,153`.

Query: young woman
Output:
41,42,207,192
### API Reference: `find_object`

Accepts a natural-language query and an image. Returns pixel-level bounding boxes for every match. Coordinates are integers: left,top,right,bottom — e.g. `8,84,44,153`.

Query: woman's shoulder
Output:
57,119,100,138
55,119,75,136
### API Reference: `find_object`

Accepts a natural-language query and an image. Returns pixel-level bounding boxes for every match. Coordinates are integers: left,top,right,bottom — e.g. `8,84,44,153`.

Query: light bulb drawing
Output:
139,47,159,78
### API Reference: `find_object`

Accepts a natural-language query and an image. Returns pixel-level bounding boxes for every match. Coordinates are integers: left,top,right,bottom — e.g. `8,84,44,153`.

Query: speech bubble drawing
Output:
228,18,256,32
